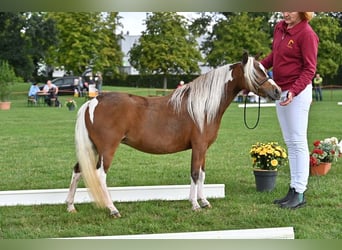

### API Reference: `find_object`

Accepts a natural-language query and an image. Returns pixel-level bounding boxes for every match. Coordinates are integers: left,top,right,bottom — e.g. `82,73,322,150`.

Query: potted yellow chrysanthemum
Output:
65,99,77,111
250,142,288,192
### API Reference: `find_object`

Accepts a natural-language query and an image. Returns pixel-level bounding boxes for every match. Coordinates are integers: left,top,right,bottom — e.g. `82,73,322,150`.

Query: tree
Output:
201,12,272,67
128,12,202,89
310,13,342,78
46,12,123,77
0,60,21,102
0,12,56,80
24,12,58,78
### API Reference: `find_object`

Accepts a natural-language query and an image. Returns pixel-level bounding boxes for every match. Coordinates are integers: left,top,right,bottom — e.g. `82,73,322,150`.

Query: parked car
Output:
41,66,95,95
52,76,81,95
40,76,83,95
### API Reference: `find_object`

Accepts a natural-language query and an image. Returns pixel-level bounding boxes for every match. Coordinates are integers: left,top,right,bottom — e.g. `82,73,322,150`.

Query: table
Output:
37,92,48,106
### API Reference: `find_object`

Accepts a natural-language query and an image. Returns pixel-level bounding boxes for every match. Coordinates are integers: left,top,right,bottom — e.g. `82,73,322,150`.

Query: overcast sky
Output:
117,12,202,36
117,12,147,35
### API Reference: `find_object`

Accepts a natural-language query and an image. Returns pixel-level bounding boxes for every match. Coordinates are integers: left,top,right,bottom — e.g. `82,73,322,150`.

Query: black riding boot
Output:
280,191,306,209
273,187,295,204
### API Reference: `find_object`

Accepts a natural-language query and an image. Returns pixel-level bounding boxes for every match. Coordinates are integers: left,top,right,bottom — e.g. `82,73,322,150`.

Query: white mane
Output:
169,56,262,132
244,57,268,93
169,64,233,132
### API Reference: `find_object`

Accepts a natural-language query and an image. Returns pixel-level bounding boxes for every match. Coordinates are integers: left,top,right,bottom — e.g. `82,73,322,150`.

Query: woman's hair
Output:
299,12,314,22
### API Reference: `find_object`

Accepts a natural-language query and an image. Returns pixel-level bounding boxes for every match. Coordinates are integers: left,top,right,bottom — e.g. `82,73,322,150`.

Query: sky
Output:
117,12,202,36
117,12,147,35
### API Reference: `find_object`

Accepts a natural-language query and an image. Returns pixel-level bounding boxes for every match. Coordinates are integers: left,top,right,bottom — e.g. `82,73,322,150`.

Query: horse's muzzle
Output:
273,87,281,100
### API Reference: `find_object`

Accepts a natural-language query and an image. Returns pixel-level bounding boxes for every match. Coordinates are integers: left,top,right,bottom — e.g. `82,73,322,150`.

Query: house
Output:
118,34,213,76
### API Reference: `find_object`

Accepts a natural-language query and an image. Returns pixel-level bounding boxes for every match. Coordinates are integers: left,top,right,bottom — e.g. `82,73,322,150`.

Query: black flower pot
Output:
253,169,278,192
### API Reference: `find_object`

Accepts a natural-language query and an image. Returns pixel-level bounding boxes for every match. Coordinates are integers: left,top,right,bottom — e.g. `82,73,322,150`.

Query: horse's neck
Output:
216,84,241,119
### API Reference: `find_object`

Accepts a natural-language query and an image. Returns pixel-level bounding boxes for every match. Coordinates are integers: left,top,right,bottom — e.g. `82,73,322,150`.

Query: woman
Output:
28,82,40,102
261,12,319,209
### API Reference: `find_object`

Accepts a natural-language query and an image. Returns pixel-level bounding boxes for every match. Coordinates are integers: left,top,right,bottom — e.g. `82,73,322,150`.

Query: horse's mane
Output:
169,56,260,132
244,56,264,94
169,64,232,132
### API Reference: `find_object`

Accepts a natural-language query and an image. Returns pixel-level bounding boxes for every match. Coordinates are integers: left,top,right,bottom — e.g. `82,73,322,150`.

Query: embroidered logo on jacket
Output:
287,39,294,48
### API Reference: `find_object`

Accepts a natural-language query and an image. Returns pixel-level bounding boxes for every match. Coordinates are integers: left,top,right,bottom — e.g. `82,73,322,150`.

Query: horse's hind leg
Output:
97,153,121,218
66,163,82,213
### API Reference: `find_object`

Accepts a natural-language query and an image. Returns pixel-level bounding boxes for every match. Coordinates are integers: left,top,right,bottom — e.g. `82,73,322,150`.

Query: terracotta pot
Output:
0,101,11,110
253,169,278,192
310,162,331,176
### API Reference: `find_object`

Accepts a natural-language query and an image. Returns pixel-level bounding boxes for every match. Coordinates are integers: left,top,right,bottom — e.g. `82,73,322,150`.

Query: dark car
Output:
39,76,81,95
51,76,80,95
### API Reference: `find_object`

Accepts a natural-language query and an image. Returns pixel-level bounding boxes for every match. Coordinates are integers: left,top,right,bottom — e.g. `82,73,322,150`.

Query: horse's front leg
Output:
189,150,211,211
197,169,211,209
189,175,201,210
66,163,82,213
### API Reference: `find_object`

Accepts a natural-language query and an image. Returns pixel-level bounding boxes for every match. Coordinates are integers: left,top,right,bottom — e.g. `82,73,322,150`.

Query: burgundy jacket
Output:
261,20,319,96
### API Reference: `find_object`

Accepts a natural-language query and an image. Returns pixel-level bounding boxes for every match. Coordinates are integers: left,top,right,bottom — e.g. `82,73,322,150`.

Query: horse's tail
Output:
75,100,107,208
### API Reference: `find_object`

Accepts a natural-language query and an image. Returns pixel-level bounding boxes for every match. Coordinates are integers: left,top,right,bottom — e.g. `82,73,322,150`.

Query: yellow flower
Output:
250,142,288,170
271,159,278,167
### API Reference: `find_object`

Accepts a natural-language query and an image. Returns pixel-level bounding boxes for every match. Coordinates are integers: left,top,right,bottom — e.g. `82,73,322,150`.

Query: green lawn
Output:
0,83,342,239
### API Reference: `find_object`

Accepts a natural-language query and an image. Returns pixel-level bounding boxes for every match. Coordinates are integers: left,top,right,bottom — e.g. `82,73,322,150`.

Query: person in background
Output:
261,12,319,209
313,73,323,101
95,72,103,93
268,70,273,79
177,80,185,88
43,80,60,107
28,82,40,102
75,77,85,97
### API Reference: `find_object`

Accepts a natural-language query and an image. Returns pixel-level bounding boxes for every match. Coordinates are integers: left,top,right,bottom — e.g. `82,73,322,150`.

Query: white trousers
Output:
276,84,312,193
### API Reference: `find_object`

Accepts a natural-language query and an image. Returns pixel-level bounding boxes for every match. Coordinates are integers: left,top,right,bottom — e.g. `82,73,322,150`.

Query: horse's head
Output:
241,52,281,100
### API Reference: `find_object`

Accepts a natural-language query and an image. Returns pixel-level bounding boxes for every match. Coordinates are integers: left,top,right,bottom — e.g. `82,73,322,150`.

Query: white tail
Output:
75,101,107,208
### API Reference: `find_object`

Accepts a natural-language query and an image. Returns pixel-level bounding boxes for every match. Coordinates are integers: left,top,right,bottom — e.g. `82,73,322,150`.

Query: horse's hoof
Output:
110,211,121,218
192,206,201,212
201,203,212,209
67,208,77,213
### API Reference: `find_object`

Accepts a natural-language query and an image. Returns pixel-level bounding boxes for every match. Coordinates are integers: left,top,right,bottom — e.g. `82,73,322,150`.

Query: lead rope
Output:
243,95,261,129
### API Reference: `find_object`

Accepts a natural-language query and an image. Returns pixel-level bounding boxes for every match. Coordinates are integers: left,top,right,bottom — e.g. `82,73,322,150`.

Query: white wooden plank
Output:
238,103,276,108
67,227,294,239
337,102,342,105
0,184,225,206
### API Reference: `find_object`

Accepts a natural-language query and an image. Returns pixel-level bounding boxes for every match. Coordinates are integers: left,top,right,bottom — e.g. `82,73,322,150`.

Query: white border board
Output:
0,184,225,206
67,227,294,239
238,103,276,108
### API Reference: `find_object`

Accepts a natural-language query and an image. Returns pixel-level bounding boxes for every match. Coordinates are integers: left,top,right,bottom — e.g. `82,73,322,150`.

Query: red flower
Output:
313,148,324,155
309,137,341,167
310,156,318,167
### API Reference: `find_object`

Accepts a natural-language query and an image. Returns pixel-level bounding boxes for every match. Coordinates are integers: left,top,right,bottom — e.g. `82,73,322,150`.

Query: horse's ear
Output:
255,52,262,60
242,51,249,65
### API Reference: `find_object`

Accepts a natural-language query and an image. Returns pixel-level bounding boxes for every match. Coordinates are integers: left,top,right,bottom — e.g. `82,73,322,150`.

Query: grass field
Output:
0,83,342,239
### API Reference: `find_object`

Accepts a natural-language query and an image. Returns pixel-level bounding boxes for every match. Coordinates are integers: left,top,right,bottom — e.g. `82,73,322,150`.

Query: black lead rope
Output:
243,95,261,129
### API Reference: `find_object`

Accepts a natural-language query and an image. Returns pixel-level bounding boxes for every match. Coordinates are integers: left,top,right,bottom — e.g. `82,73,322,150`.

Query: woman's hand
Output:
280,91,294,106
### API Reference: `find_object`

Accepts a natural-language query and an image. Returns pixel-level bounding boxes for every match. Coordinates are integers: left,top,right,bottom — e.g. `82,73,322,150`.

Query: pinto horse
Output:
66,52,281,217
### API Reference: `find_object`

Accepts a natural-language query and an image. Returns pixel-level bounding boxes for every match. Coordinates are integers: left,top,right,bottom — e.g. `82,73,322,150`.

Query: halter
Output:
254,76,271,94
244,76,271,129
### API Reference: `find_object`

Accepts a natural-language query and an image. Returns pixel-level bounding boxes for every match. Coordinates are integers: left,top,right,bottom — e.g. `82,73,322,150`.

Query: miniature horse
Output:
66,52,281,217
